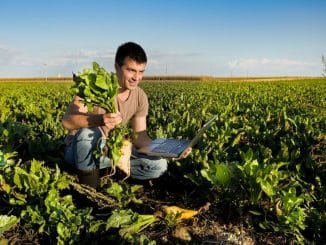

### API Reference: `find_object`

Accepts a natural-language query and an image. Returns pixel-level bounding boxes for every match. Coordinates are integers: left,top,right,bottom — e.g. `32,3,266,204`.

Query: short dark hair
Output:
115,42,147,67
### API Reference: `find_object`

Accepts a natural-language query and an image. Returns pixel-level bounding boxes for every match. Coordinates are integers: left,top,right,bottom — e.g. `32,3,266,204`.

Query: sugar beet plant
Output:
71,62,129,170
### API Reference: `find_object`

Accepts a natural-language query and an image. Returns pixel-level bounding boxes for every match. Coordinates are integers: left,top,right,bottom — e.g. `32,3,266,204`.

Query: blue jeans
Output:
64,127,167,180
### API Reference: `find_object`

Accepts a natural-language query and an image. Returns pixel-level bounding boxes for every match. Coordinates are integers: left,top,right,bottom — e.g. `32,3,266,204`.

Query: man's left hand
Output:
172,147,192,161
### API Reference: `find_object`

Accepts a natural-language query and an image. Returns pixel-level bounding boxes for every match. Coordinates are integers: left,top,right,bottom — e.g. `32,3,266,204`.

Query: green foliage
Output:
0,79,325,243
0,82,69,161
0,215,19,235
142,79,325,243
201,161,232,187
0,149,16,167
163,211,182,230
106,209,157,241
0,159,98,244
10,160,70,201
71,62,129,165
105,180,143,208
71,62,119,113
0,156,157,243
236,148,312,242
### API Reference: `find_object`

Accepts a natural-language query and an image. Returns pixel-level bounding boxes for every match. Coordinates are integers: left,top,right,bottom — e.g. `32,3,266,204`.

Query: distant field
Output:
0,75,323,83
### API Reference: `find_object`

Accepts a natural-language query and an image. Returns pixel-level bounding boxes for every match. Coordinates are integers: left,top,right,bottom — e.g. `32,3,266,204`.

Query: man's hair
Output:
115,42,147,67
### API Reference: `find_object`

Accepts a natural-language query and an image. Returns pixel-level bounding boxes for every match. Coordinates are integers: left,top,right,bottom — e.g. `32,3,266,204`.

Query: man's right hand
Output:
103,113,122,130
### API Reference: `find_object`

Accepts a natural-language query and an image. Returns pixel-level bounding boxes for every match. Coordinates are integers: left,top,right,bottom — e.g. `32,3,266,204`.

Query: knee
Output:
156,158,168,177
150,158,168,179
75,127,101,142
131,158,168,180
74,127,102,150
73,128,102,171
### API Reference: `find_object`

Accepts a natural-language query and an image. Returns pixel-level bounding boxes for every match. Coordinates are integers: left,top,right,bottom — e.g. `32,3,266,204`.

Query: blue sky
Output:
0,0,325,77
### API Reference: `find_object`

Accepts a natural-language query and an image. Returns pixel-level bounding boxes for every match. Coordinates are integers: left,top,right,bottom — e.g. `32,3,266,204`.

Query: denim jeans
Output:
64,127,167,180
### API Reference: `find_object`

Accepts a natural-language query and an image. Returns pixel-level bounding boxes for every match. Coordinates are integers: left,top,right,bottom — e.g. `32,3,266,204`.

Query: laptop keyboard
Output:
151,139,189,154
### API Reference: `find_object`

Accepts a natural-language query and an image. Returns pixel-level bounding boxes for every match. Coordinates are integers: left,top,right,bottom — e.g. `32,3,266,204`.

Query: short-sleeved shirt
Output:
117,86,148,124
65,87,148,142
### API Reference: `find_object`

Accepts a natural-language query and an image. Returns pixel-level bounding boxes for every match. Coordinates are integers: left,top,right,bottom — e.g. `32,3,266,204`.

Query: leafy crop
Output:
0,215,19,235
0,78,325,243
0,158,156,244
71,62,129,170
71,62,119,113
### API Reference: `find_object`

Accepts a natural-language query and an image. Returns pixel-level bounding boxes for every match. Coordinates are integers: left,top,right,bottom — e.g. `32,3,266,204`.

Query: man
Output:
62,42,191,188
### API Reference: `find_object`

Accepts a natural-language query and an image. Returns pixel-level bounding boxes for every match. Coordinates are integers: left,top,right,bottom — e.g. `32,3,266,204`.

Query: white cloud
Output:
228,58,316,70
0,43,322,77
0,43,114,67
0,44,21,64
227,58,320,76
150,50,201,58
46,49,115,67
0,43,44,67
63,49,115,60
0,44,117,77
147,50,203,74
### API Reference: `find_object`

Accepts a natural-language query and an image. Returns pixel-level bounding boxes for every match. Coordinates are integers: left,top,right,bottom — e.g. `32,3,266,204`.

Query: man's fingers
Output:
103,113,122,128
171,147,192,161
180,147,192,158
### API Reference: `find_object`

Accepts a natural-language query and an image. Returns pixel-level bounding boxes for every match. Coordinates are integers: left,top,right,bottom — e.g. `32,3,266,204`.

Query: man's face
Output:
115,57,146,91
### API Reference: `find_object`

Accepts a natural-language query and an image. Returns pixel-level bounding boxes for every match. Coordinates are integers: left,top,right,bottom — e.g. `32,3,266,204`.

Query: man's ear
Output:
114,63,119,71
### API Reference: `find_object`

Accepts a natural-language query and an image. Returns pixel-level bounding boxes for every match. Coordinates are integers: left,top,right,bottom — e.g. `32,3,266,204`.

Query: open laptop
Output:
137,115,218,158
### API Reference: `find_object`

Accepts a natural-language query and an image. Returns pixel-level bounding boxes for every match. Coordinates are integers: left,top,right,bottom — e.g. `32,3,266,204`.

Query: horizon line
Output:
0,75,324,82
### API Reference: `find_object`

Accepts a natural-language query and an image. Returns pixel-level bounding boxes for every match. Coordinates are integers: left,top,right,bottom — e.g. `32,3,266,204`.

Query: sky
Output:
0,0,326,77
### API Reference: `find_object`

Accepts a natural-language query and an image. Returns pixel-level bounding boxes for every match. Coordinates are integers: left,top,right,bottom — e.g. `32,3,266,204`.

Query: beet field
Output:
0,78,325,244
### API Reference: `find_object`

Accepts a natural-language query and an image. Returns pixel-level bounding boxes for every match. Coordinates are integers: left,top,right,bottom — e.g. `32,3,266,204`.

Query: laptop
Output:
137,115,218,158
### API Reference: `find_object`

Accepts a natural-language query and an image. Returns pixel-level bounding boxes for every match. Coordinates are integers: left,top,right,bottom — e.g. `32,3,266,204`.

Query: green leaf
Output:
0,215,19,234
106,210,134,230
3,129,9,137
249,210,262,216
240,148,253,162
260,180,274,197
88,220,106,233
259,222,267,230
200,169,213,183
13,169,22,189
106,182,124,202
119,214,157,238
215,164,231,186
92,61,100,71
0,175,10,193
57,222,73,241
95,75,109,90
232,132,244,146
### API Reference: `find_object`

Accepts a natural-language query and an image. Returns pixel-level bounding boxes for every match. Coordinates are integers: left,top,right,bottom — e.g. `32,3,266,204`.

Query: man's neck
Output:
117,88,131,102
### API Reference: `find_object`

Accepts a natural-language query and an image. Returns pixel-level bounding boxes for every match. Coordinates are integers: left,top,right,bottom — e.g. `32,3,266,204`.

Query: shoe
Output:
76,168,99,189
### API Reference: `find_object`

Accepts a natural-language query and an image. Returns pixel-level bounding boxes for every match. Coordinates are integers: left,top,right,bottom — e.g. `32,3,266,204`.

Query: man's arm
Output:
131,115,152,149
62,96,121,132
131,115,192,159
